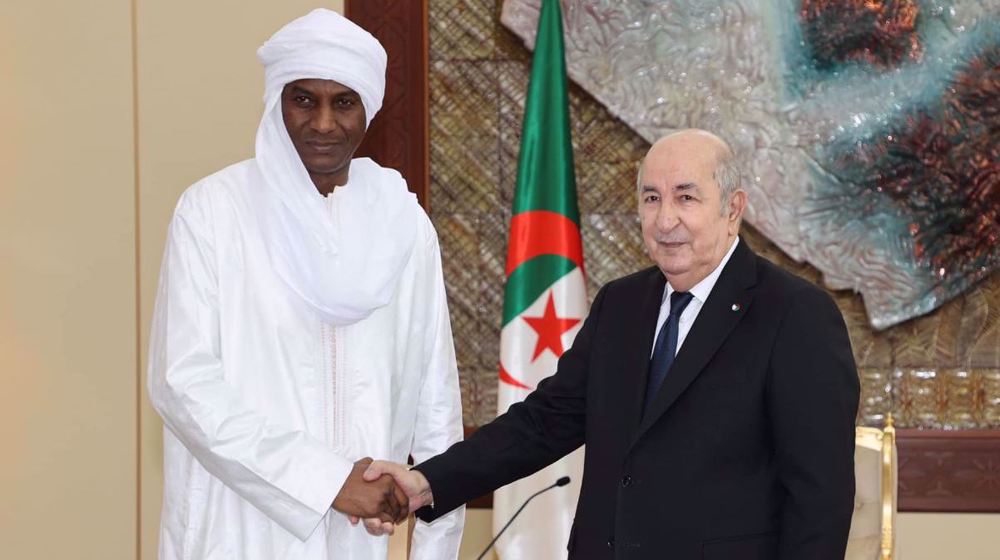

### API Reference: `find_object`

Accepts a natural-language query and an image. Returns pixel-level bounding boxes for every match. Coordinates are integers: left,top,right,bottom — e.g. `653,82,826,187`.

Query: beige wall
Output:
897,513,1000,559
3,0,1000,559
0,0,138,558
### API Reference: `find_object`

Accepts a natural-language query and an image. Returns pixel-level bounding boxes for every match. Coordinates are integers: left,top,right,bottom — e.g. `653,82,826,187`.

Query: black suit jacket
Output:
416,239,860,560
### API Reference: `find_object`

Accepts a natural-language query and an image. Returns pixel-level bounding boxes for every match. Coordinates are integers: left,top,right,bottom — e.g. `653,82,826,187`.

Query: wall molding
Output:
344,0,429,208
897,429,1000,513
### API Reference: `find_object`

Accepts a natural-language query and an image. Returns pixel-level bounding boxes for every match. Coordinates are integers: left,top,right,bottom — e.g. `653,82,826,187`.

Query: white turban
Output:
250,9,419,327
257,8,387,126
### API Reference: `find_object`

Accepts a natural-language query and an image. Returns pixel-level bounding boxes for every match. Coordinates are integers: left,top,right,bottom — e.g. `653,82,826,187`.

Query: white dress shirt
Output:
652,237,740,357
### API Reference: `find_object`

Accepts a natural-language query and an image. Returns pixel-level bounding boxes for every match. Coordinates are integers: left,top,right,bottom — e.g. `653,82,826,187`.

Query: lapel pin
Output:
731,303,742,312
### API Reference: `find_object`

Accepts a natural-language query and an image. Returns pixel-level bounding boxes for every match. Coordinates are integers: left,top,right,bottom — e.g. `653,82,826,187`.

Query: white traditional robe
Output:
148,159,465,559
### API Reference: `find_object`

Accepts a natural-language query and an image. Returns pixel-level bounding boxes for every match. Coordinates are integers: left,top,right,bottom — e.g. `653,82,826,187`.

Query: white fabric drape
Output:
254,8,418,326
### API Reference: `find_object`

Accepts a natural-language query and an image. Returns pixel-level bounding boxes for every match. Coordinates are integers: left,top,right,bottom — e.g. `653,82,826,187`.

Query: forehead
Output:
284,78,358,96
640,141,718,186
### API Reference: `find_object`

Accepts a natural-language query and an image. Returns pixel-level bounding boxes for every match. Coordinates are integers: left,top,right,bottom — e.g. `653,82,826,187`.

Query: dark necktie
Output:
643,291,694,414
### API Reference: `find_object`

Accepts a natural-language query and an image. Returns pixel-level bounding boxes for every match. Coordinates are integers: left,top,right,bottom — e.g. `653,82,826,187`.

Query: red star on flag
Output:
522,292,581,361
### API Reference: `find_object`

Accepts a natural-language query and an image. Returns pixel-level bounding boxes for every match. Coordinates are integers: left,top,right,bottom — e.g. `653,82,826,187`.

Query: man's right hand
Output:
364,461,433,510
332,457,408,525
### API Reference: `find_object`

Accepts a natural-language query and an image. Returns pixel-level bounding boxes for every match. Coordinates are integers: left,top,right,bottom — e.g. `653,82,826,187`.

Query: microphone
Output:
476,476,572,560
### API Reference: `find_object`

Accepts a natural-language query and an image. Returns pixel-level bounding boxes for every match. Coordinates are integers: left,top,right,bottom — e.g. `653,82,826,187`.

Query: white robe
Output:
148,159,465,559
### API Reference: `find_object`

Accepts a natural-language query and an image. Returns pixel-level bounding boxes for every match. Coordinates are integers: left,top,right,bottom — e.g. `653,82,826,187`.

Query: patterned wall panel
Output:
427,0,1000,432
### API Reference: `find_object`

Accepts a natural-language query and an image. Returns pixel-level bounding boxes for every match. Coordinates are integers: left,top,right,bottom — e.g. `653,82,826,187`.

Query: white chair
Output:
846,414,898,559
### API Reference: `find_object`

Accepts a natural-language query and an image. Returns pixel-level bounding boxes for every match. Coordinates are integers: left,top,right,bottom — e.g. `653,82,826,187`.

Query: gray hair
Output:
712,149,741,215
635,148,743,217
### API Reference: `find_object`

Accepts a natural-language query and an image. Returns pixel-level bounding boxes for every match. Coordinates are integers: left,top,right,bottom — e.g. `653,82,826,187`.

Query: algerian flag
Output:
494,0,585,557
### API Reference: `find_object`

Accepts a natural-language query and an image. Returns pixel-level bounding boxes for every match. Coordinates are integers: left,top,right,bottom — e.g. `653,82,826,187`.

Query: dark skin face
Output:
281,78,367,196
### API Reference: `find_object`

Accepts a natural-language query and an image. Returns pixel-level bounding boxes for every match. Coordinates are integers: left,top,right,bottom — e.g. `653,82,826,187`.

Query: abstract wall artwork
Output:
501,0,1000,330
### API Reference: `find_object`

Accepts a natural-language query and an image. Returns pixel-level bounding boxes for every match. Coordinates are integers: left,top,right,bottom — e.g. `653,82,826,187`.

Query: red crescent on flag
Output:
505,210,584,276
499,363,534,390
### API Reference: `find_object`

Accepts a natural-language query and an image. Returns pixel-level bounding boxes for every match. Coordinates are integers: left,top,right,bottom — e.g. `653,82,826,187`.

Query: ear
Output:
727,190,747,234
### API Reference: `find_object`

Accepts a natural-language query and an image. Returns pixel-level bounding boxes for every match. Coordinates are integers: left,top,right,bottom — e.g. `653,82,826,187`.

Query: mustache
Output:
302,132,347,143
653,233,692,244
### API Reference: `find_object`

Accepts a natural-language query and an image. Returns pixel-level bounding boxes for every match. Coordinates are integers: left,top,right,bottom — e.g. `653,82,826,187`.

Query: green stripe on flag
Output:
510,0,578,225
501,255,577,326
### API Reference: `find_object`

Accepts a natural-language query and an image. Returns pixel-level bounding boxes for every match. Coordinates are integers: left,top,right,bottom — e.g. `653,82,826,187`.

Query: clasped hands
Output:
331,458,432,536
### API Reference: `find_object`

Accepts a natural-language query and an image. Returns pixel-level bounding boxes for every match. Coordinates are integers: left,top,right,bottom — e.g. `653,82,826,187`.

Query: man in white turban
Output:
147,9,464,559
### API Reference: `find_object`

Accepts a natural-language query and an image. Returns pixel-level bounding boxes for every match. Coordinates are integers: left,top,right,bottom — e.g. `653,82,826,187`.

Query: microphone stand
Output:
476,476,571,560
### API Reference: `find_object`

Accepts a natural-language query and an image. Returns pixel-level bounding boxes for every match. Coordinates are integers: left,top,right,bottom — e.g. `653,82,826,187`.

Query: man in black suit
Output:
362,129,860,559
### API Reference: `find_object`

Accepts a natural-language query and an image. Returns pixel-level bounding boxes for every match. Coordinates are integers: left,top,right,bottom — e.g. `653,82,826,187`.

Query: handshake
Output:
331,458,433,536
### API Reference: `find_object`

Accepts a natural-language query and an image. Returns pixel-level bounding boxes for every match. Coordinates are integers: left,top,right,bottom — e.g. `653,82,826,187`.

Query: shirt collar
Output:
664,237,740,306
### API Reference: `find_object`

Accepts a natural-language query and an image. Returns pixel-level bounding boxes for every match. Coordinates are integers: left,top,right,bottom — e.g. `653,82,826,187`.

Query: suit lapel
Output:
619,268,667,440
629,239,758,450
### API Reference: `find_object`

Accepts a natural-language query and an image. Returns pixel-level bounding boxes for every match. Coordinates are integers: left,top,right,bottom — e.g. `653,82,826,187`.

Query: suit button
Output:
607,538,615,548
621,475,632,487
